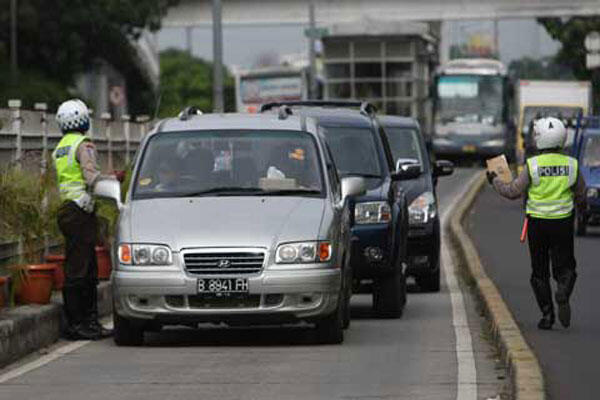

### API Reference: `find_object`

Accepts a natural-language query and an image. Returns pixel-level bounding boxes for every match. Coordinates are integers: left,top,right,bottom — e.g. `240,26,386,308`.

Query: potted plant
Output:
0,166,60,305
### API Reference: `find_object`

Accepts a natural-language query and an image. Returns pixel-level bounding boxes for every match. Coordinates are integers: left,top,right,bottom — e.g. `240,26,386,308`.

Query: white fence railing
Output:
0,100,152,171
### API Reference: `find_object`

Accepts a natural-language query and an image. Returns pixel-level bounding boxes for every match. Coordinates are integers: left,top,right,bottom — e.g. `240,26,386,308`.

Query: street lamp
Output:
10,0,18,84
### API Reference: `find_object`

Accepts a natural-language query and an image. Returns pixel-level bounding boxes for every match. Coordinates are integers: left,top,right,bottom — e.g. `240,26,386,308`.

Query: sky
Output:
157,18,562,70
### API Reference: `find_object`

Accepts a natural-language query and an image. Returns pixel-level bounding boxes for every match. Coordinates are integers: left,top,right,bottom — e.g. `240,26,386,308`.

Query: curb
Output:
447,172,545,400
0,281,112,369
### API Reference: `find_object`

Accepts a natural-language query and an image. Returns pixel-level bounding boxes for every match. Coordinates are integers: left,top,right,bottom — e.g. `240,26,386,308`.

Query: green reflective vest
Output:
52,133,90,203
526,153,577,219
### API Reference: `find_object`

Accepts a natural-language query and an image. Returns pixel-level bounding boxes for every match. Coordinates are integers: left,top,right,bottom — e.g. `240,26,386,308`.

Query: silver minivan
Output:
95,110,366,345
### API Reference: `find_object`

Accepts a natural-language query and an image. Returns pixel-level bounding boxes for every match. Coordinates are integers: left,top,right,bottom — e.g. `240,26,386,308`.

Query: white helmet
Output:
56,99,90,133
533,117,567,150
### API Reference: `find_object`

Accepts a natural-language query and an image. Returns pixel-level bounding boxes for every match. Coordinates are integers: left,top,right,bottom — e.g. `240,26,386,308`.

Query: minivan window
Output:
384,127,424,166
133,130,324,199
321,126,382,178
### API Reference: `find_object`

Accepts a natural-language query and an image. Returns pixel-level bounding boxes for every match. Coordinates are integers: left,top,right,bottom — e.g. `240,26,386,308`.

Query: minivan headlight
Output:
118,244,173,265
409,192,436,225
276,241,332,264
355,201,391,224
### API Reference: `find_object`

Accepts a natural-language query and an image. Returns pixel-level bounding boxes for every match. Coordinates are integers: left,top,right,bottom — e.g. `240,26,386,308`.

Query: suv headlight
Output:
587,188,598,198
409,192,436,225
118,244,173,265
275,241,332,264
355,201,391,224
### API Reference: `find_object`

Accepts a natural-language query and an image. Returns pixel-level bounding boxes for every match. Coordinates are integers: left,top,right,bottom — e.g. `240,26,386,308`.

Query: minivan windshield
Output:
383,127,424,167
133,130,324,199
321,126,383,178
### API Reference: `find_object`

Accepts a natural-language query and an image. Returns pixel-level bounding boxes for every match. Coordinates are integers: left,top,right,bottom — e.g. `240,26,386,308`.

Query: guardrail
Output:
0,100,152,171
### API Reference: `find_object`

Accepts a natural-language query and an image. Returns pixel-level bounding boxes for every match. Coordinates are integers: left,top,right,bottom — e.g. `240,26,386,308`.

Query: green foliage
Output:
538,17,600,109
158,49,236,118
0,65,72,111
0,167,60,263
508,57,575,81
0,0,180,113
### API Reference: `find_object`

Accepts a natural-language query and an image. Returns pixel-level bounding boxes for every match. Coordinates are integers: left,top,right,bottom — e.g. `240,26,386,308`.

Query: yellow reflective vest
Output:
52,133,90,204
526,153,578,219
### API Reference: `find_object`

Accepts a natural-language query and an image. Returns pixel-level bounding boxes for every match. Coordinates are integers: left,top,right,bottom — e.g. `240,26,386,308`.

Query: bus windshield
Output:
436,75,504,125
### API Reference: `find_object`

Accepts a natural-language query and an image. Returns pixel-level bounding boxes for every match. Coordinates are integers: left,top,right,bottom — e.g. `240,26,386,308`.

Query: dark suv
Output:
379,116,454,292
261,101,419,318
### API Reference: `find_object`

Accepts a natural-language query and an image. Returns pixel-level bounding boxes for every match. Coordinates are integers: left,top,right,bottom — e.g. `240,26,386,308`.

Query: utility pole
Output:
212,0,224,113
493,18,499,59
10,0,18,84
308,0,318,99
186,26,193,55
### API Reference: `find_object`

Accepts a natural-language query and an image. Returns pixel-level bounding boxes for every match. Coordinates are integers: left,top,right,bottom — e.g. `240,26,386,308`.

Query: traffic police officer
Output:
487,117,585,330
52,99,112,340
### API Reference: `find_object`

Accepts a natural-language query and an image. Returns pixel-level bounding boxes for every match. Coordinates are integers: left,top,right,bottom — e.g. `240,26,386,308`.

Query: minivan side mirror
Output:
94,178,123,210
392,159,421,181
340,177,367,203
433,160,454,177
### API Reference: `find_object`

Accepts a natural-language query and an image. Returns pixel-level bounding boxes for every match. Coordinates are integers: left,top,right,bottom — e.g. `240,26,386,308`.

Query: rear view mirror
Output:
94,178,123,210
433,160,454,177
340,177,367,202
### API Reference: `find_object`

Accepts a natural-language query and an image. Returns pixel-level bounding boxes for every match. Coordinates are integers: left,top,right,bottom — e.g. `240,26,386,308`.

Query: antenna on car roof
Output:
178,106,203,121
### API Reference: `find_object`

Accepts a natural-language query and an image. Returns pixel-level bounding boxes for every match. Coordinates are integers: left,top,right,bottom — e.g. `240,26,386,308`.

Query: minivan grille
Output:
184,251,265,275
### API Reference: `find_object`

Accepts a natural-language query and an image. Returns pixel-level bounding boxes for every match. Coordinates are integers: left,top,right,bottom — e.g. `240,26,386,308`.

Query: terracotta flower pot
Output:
0,276,8,308
95,246,112,280
45,254,66,290
15,264,56,305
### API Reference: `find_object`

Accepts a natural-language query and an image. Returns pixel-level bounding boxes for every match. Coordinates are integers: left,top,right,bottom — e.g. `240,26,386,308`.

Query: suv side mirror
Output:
94,178,123,210
392,159,421,181
340,177,367,202
433,160,454,177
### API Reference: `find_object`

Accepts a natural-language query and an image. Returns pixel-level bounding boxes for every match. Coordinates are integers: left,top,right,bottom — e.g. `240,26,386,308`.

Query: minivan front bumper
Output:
112,267,341,325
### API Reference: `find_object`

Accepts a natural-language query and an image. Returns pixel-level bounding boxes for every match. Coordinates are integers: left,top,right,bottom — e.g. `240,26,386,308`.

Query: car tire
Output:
315,296,344,344
113,311,144,346
576,213,587,236
373,269,406,318
417,265,441,293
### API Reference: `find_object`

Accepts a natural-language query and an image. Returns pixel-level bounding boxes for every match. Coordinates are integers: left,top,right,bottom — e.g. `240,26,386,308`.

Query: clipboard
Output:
486,155,513,183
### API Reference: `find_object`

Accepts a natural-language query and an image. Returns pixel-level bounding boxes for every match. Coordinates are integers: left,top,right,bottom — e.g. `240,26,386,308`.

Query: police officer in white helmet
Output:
52,99,112,340
487,117,585,330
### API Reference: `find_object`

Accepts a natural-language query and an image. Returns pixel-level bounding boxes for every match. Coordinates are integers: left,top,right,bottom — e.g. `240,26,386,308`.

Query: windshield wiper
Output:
262,189,321,196
177,187,265,197
342,173,382,179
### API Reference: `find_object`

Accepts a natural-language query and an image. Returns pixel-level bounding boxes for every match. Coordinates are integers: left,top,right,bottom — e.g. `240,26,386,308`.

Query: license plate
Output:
462,145,476,153
197,278,249,294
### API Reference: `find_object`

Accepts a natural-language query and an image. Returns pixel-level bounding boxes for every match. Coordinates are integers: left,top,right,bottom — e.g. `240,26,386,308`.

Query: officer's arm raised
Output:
492,166,530,200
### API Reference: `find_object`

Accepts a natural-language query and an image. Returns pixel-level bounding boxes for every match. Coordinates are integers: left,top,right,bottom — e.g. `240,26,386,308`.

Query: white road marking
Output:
0,340,90,384
441,173,479,400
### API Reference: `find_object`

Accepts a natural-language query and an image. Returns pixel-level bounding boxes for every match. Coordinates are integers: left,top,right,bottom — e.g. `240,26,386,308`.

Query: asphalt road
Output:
467,184,598,400
0,169,507,400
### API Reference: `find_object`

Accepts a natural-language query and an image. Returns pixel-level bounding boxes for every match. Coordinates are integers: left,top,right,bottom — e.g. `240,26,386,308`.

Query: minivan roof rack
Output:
178,106,203,121
260,100,377,116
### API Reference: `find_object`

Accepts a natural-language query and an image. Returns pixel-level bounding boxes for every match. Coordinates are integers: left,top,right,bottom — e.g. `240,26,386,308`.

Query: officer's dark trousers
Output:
527,215,577,315
57,202,99,328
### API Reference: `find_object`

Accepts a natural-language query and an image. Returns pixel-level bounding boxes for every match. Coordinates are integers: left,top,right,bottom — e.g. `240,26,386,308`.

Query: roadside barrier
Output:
447,172,545,400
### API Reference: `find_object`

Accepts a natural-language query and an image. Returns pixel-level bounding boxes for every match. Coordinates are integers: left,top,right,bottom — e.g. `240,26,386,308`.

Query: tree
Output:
157,49,236,118
538,17,600,109
0,0,179,113
508,56,575,81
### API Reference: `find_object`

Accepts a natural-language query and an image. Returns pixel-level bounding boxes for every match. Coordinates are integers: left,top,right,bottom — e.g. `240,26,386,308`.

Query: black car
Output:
379,115,454,292
261,101,420,318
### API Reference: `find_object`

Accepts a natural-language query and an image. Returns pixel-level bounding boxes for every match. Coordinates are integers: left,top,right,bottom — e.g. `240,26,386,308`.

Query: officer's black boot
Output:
538,307,555,330
531,275,554,330
63,285,100,340
555,270,577,328
83,282,113,338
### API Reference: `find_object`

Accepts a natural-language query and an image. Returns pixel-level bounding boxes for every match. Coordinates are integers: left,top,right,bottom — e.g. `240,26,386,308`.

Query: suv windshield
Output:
321,126,382,178
384,127,423,166
133,130,324,199
583,136,600,167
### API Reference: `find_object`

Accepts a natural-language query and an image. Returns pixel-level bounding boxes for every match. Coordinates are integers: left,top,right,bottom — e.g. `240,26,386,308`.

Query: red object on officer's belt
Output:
520,217,529,243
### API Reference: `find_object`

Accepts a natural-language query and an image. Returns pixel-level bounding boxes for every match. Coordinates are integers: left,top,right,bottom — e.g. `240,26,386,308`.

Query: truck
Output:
515,80,592,162
234,66,309,113
431,58,515,162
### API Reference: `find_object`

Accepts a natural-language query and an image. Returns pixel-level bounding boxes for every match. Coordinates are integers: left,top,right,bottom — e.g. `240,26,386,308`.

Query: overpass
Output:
163,0,600,27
